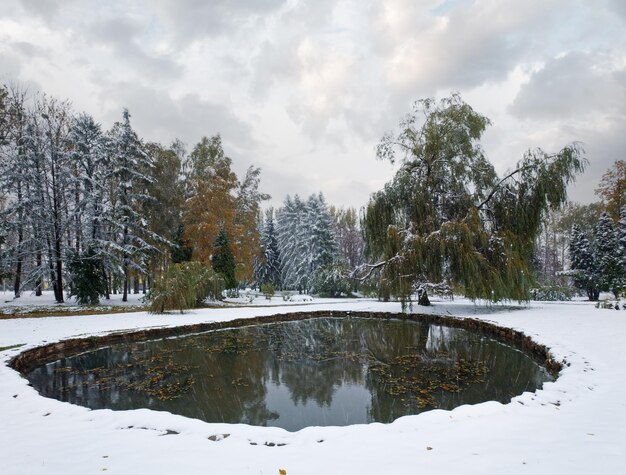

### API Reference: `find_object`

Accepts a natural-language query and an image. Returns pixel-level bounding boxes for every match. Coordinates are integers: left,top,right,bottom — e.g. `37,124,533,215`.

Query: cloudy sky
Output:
1,0,624,208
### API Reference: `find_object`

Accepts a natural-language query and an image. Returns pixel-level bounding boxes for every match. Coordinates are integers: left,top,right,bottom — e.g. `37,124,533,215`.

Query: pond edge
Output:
8,311,563,378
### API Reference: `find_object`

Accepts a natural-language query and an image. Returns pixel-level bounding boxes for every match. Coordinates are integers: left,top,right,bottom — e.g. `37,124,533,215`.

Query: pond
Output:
25,317,552,431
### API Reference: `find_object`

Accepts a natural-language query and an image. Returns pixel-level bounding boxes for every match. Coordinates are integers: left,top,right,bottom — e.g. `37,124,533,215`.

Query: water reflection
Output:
26,318,551,431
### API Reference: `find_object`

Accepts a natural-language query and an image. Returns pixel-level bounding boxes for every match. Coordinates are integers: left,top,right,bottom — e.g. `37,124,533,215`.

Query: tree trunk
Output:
13,259,21,298
133,276,139,294
35,252,43,296
104,267,110,300
55,248,64,303
122,258,128,302
418,290,431,306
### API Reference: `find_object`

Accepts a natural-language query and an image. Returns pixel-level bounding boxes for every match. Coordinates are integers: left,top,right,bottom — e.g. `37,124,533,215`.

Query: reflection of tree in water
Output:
26,318,551,430
257,319,365,407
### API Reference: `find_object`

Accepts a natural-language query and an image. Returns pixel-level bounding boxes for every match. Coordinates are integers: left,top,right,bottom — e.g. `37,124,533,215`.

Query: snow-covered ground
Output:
1,298,625,474
0,290,147,315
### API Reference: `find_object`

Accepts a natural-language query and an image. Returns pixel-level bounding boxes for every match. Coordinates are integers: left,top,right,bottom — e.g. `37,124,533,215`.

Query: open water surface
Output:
25,317,552,431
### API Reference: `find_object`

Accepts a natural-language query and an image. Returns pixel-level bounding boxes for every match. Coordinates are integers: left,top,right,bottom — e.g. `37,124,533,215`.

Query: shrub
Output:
147,262,224,314
530,285,575,301
260,283,275,300
311,264,352,297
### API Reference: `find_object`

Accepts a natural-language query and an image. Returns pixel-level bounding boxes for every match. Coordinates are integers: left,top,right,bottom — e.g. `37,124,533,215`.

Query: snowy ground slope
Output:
1,299,625,474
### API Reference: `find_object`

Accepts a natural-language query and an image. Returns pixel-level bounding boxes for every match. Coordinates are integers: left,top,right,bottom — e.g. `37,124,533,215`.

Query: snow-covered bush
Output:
530,285,575,301
310,263,352,297
287,294,314,302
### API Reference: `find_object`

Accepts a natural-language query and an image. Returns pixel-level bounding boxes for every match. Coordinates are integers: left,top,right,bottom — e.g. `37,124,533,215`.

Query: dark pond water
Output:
26,317,552,431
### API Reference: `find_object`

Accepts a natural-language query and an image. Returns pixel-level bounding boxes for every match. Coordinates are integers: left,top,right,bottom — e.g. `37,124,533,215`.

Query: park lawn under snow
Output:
0,298,625,474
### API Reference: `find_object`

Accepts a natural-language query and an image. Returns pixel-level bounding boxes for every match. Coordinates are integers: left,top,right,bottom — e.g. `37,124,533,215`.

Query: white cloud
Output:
2,0,625,207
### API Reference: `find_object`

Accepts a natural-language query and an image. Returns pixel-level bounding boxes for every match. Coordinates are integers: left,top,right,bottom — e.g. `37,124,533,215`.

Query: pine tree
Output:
212,227,237,291
594,212,622,297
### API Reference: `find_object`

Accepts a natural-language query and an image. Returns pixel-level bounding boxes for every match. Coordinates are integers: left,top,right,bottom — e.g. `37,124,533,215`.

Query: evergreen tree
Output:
594,212,622,297
171,224,193,263
277,193,338,292
66,247,107,304
277,195,308,291
618,206,626,295
255,209,282,288
568,224,599,300
212,227,237,290
107,109,159,302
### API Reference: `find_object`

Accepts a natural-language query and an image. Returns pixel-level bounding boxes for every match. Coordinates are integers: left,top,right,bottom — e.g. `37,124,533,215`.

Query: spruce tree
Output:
594,212,622,297
107,109,159,302
212,227,237,291
617,205,626,292
255,209,282,289
568,224,599,300
66,247,107,305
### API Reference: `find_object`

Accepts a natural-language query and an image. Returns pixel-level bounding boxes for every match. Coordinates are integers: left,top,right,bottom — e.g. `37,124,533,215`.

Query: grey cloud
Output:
152,0,286,44
82,17,182,81
0,51,22,82
570,116,626,201
11,41,46,58
607,0,626,20
97,82,253,152
18,0,78,21
509,52,626,120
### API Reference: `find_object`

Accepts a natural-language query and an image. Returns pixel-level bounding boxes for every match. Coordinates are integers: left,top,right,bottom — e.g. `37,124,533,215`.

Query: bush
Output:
260,283,275,300
66,248,107,305
530,285,575,301
147,262,224,314
311,264,352,297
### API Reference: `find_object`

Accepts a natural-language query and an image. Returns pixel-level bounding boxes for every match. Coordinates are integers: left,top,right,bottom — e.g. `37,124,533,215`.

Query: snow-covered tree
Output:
617,205,626,291
567,224,599,301
254,209,282,289
594,212,622,297
277,193,338,292
362,93,586,307
106,109,159,302
330,206,364,271
235,165,270,281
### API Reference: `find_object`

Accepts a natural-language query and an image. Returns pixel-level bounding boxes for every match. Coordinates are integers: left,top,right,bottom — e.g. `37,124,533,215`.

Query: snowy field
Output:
1,298,625,474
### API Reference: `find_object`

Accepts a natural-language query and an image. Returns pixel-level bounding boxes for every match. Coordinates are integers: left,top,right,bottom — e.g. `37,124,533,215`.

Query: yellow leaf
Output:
279,470,287,475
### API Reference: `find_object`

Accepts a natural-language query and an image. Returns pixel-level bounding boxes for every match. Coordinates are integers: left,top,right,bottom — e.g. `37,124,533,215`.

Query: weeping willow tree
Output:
362,94,586,307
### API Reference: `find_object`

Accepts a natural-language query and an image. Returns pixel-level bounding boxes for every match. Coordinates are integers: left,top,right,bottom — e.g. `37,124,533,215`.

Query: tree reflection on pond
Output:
26,317,551,431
